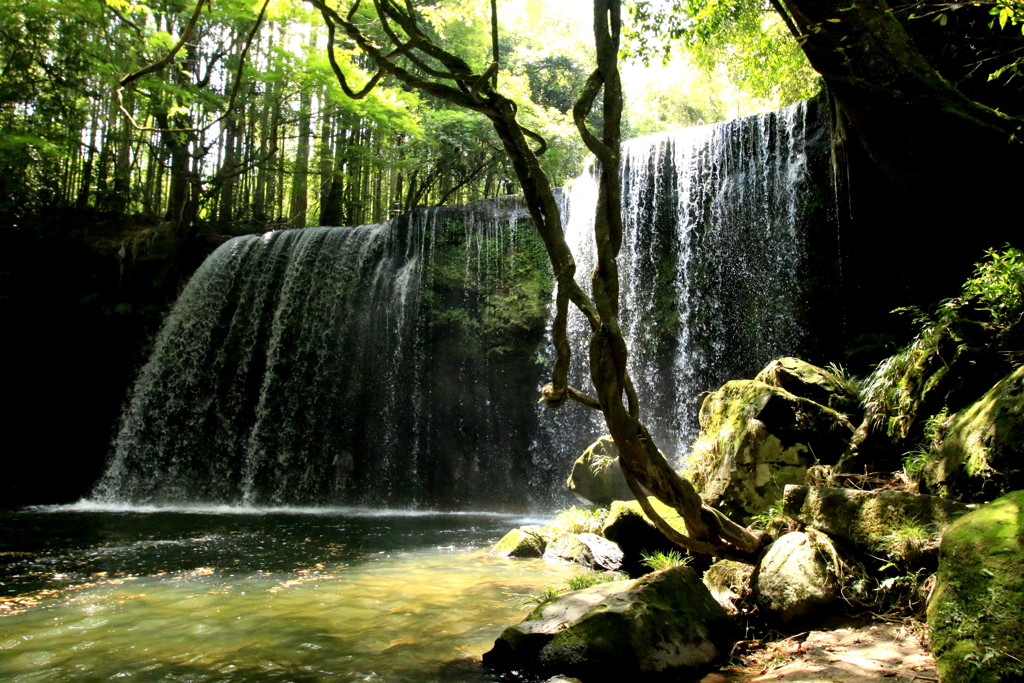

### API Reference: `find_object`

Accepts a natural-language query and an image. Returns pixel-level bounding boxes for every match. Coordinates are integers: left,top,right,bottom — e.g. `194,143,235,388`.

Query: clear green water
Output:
0,506,576,681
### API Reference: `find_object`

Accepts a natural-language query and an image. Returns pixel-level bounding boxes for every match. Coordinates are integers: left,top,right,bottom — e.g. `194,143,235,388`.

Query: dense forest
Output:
0,0,816,239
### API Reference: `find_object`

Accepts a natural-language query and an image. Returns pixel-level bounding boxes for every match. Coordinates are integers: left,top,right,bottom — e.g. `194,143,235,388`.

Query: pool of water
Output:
0,505,576,681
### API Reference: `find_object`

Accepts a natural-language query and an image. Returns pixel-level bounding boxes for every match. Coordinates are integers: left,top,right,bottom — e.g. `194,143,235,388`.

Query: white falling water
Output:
549,100,836,464
91,199,553,509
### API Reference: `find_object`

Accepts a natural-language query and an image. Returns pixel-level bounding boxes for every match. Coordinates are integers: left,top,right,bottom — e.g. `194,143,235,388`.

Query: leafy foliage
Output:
961,245,1024,330
640,548,691,571
863,247,1024,441
546,506,610,536
623,0,820,105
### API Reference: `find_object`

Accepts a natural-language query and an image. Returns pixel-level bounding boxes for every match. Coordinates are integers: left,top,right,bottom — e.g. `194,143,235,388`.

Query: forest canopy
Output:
0,0,818,238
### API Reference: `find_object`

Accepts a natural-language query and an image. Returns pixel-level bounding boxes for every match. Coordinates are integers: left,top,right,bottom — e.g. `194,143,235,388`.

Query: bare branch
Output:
116,0,271,137
322,9,385,99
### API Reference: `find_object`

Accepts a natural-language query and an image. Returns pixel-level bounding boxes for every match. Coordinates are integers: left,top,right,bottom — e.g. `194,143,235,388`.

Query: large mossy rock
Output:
491,527,547,558
783,485,969,562
687,373,854,522
756,357,861,417
847,319,1003,474
928,490,1024,682
483,566,734,679
753,530,842,626
566,436,634,506
925,366,1024,503
601,496,688,576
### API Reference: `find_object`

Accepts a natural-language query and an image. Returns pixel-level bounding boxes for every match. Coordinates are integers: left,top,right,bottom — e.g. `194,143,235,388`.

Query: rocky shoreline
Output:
480,248,1024,683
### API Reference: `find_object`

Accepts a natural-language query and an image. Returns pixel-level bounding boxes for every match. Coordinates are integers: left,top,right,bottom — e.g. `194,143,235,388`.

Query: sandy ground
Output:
701,621,937,682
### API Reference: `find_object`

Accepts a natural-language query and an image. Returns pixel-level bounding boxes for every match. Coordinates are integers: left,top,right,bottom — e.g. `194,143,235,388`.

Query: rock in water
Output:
928,490,1024,682
543,533,623,572
483,566,733,679
491,528,547,558
566,436,634,506
753,530,842,626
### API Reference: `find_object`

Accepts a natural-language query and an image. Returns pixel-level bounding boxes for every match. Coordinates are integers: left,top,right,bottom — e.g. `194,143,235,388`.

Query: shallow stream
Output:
0,506,576,681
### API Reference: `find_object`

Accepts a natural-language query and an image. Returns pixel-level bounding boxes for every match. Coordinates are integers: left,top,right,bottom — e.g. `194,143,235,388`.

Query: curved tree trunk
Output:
310,0,767,561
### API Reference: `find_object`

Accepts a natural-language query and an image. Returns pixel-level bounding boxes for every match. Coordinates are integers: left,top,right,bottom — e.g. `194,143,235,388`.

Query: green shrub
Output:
640,549,691,572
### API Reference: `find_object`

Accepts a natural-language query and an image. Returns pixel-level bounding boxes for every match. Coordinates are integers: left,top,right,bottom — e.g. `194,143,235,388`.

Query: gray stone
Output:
753,530,842,626
566,436,634,506
543,532,623,571
483,566,734,679
703,559,754,615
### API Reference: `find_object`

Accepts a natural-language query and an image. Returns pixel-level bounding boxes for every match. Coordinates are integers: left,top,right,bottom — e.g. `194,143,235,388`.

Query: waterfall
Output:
92,200,553,509
547,98,840,464
92,98,840,509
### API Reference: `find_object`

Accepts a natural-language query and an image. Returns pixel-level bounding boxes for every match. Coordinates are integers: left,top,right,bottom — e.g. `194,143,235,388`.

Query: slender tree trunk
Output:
218,110,240,225
289,88,313,227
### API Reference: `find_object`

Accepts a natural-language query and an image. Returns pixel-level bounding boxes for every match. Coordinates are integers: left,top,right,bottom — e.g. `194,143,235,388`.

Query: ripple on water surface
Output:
0,508,573,682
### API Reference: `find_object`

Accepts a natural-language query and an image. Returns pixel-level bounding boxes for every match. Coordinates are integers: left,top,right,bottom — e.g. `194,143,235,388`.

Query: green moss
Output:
686,379,772,491
928,490,1024,682
492,528,545,558
420,208,553,361
784,485,967,555
604,496,689,538
926,366,1024,501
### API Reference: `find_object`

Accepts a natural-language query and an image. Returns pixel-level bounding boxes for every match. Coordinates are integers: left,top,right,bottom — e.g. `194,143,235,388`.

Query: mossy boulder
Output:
753,530,843,627
483,565,734,679
755,357,861,417
601,496,690,577
925,366,1024,503
928,490,1024,682
491,527,547,558
543,532,624,571
566,436,634,506
686,376,854,522
783,485,969,564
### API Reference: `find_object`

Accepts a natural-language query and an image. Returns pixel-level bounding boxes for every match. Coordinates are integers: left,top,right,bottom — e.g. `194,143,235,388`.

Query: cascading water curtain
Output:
543,98,841,468
92,198,554,509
